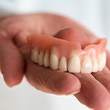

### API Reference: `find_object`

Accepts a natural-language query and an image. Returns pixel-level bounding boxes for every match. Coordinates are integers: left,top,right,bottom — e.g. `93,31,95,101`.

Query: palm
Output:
0,13,110,110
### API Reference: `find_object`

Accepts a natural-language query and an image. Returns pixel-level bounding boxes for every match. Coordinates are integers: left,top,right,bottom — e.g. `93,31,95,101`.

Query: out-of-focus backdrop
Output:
0,0,110,110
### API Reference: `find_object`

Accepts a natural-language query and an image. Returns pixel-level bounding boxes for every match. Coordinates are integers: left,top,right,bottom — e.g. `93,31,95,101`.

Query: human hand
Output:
0,13,110,110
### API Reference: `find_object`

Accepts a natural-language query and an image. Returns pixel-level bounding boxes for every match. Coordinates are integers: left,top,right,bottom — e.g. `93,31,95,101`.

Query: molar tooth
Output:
38,51,44,66
50,47,59,70
59,57,67,71
81,56,92,73
92,58,99,72
31,49,38,63
98,52,106,71
68,54,80,73
44,51,49,67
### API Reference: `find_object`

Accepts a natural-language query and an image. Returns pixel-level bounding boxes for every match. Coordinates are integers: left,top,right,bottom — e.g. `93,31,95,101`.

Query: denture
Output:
28,28,107,74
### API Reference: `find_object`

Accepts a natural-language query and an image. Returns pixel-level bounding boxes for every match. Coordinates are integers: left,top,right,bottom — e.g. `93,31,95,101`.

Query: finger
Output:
74,74,110,110
25,57,81,95
0,37,24,87
92,67,110,93
54,27,97,45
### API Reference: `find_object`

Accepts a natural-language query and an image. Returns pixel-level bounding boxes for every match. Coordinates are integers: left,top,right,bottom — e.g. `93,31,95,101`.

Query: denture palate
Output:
28,34,107,74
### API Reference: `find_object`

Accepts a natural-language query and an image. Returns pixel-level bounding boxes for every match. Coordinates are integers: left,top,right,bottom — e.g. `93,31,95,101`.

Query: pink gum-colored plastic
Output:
28,34,107,60
54,28,107,59
82,38,107,59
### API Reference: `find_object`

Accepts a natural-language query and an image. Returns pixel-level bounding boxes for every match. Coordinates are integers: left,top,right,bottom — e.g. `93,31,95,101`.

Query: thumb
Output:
26,59,81,95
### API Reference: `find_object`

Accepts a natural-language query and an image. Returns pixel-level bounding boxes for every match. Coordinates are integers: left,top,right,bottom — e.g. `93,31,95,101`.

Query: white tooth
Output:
50,54,59,70
92,58,99,72
31,49,38,63
59,57,67,71
81,56,92,73
98,52,106,71
50,47,59,70
68,55,80,73
103,52,106,66
38,51,44,66
44,51,49,67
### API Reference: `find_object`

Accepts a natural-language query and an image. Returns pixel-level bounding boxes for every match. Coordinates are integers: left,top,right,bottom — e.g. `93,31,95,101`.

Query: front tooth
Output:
98,52,106,71
50,47,59,70
38,51,44,66
68,54,80,73
44,51,49,67
81,56,92,73
31,49,38,63
59,57,67,71
92,58,99,72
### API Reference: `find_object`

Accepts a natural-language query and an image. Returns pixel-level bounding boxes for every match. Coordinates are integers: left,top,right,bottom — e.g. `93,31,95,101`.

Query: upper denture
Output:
28,31,107,74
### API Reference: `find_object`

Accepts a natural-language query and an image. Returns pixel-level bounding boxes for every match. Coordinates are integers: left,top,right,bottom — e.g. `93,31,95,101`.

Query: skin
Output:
0,13,110,110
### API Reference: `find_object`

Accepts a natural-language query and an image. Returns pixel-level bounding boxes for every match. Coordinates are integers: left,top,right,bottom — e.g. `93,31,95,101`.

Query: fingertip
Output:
3,73,23,87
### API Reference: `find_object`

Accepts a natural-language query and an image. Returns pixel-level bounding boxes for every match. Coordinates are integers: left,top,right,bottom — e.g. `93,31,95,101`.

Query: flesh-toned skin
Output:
0,13,110,110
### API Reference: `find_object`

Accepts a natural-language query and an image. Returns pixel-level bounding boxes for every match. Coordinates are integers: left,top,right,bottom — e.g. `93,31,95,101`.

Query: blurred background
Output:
0,0,110,110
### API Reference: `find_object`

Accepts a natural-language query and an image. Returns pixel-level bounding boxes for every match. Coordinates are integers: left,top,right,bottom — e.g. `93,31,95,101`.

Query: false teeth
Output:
31,49,39,63
31,48,106,74
98,52,106,71
44,51,50,67
81,56,92,73
38,51,44,66
68,54,80,73
92,58,99,72
59,57,67,71
50,54,59,70
50,47,59,70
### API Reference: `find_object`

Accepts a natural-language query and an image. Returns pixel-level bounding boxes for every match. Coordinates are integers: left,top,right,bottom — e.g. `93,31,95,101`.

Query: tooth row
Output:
31,48,106,74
